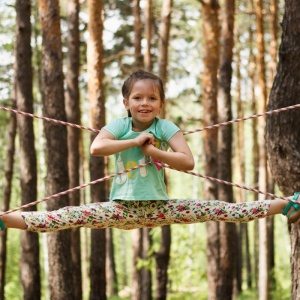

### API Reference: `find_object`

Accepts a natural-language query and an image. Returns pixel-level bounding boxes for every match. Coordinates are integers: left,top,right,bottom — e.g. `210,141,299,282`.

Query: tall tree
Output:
15,0,41,299
248,14,259,289
265,1,300,299
254,0,270,298
38,0,75,298
87,0,107,299
216,0,235,297
0,102,17,300
65,0,82,299
201,0,220,299
144,0,153,71
155,1,173,299
131,1,144,298
106,228,118,296
133,0,143,69
143,3,154,298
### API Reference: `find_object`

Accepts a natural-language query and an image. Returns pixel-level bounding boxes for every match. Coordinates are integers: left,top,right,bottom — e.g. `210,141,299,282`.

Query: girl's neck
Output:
131,118,155,132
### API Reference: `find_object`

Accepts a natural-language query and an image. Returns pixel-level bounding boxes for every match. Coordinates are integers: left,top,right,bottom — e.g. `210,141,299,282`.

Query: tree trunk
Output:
15,1,41,299
144,0,153,72
131,2,145,297
265,1,300,299
65,0,82,299
158,0,172,87
267,0,278,291
87,1,107,299
133,0,143,68
155,1,173,299
38,1,75,299
155,226,171,300
0,102,17,300
141,228,152,300
269,0,278,83
131,229,143,300
142,2,154,297
254,0,270,298
201,1,220,299
233,50,243,295
106,229,118,296
217,0,235,297
248,17,260,289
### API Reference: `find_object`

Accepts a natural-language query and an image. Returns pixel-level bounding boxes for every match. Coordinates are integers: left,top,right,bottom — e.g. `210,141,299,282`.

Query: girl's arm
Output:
90,129,155,156
141,131,195,170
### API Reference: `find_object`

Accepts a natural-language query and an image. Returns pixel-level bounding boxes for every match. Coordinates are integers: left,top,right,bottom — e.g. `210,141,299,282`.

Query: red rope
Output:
0,162,152,216
1,161,294,216
0,106,100,133
161,164,293,202
1,103,299,215
1,103,300,135
183,103,300,134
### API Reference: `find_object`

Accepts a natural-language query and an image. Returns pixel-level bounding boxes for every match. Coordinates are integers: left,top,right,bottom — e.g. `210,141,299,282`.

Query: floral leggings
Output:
21,199,272,233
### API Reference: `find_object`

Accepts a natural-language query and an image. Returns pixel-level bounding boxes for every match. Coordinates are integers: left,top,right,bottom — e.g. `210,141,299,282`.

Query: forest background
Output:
0,0,299,300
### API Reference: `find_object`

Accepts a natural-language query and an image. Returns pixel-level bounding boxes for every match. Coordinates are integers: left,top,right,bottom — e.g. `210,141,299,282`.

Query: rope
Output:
161,164,293,202
0,106,100,133
1,103,299,216
183,103,300,135
1,103,300,135
1,161,295,216
0,162,152,216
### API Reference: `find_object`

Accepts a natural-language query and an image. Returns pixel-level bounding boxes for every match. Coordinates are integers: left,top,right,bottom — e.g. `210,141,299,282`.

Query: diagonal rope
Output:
0,162,151,216
183,103,300,135
1,161,295,216
160,163,293,202
1,103,299,215
0,106,100,133
1,103,300,135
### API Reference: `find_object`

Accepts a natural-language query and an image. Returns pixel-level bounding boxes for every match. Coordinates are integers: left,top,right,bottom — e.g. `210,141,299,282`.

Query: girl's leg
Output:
142,199,272,227
0,212,27,230
266,199,287,216
5,201,146,232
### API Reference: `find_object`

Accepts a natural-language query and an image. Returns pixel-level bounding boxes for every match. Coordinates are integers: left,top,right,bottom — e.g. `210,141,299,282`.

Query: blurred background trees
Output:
0,0,299,299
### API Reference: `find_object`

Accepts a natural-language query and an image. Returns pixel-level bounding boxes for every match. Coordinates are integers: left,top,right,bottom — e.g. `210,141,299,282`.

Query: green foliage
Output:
5,229,22,299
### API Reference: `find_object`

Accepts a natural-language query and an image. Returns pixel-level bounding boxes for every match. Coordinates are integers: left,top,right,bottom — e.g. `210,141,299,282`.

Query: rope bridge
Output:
0,103,300,216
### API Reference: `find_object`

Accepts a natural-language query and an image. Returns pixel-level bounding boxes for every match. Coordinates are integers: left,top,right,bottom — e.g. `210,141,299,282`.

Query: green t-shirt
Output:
103,117,180,201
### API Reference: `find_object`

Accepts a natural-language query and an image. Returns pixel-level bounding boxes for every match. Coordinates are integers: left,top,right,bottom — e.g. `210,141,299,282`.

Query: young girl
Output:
0,70,299,232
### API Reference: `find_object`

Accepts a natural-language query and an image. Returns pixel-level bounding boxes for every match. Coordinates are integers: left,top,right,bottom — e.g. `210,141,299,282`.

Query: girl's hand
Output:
134,132,155,147
141,142,156,156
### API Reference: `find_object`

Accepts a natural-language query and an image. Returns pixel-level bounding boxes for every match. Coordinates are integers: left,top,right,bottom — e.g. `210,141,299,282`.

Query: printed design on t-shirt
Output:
115,139,168,185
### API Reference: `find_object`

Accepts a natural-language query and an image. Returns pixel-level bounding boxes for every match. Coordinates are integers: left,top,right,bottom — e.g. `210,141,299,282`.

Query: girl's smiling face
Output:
123,79,164,131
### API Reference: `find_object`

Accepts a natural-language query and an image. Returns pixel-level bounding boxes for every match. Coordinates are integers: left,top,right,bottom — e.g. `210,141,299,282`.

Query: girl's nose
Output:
141,98,149,105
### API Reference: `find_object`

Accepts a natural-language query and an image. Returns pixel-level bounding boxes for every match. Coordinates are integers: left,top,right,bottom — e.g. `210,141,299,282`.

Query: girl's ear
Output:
123,98,129,109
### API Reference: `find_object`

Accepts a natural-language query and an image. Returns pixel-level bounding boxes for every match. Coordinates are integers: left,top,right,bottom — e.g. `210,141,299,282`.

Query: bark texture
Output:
87,0,107,298
201,1,220,299
38,1,74,299
265,1,300,298
0,104,17,300
217,0,235,297
65,0,82,299
15,1,41,299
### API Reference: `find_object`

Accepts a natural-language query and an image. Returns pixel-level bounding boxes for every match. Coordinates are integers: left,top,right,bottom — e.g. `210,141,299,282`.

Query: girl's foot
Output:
0,218,5,231
282,192,300,224
0,212,27,230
